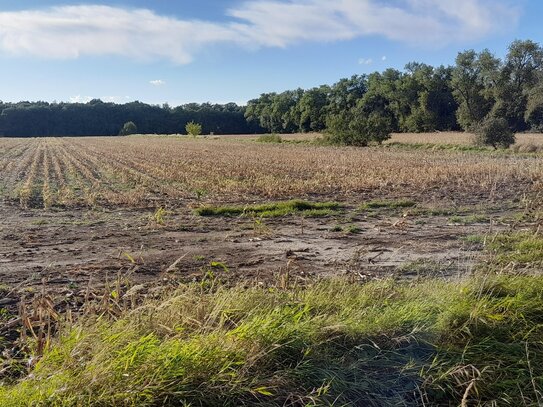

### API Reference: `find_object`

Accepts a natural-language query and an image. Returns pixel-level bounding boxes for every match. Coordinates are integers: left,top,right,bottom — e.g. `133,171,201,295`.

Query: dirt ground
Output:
0,195,524,309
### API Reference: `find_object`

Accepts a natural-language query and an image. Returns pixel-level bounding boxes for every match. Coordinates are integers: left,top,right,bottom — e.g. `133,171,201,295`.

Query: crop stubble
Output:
0,136,541,208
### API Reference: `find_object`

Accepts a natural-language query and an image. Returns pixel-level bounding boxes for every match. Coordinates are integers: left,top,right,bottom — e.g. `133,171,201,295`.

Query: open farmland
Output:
1,135,543,207
1,135,543,286
1,134,543,405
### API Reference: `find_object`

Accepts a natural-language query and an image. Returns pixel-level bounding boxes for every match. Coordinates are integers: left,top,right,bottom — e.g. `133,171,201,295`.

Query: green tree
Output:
119,121,137,136
325,75,367,121
492,40,543,131
185,121,202,136
245,93,280,132
295,86,330,132
473,117,515,149
326,93,394,146
525,83,543,130
451,50,497,130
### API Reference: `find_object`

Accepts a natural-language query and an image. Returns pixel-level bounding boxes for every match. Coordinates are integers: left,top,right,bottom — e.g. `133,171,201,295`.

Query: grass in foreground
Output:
195,199,340,218
487,231,543,268
2,275,543,406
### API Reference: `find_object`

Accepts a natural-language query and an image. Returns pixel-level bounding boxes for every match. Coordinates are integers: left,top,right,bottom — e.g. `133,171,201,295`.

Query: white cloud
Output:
228,0,518,47
358,58,373,65
382,56,387,61
69,95,131,103
69,95,92,103
150,80,166,86
0,5,237,64
101,96,132,103
0,1,519,64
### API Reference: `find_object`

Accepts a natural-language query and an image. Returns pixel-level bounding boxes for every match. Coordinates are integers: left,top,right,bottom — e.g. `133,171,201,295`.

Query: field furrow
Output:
17,140,45,207
1,135,542,208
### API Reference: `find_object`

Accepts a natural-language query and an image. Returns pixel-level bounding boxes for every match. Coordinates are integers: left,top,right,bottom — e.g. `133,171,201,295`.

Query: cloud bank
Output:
0,0,519,64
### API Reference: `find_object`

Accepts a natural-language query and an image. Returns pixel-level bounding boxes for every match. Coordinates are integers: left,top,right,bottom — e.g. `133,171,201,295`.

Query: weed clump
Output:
487,231,543,268
360,199,416,210
195,200,340,218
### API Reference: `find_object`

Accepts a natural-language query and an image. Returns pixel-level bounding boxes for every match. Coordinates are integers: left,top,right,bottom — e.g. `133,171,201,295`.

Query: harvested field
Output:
387,131,543,147
1,136,542,208
0,134,542,300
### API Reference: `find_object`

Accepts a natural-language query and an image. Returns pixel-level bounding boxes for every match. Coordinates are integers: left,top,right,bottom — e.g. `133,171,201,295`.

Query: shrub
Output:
473,117,515,149
185,121,202,137
326,111,393,147
119,121,137,136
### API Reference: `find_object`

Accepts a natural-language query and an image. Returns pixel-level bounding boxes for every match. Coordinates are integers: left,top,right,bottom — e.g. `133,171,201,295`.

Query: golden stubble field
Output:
1,135,542,208
388,131,543,147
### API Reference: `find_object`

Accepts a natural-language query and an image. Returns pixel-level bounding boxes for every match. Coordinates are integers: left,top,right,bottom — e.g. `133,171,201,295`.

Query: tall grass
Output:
2,275,543,406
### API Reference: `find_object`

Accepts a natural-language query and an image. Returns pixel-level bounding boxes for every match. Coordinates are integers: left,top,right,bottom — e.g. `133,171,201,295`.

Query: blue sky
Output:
0,0,540,106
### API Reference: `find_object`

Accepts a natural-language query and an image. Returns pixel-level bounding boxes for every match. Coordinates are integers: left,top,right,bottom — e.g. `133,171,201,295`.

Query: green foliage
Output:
326,111,393,146
0,100,263,137
487,231,543,267
185,121,202,136
451,50,496,131
150,207,168,225
360,199,416,210
525,83,543,131
119,121,137,136
2,275,543,405
473,116,515,149
256,134,282,143
195,200,340,218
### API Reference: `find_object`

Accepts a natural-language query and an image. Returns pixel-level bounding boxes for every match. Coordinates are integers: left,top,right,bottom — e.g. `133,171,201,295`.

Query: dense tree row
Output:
246,40,543,146
2,40,543,143
0,100,262,137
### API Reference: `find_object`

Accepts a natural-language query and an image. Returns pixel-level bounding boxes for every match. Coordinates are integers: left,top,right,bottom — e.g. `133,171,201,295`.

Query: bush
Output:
473,117,515,149
185,121,202,137
326,111,393,147
119,121,137,136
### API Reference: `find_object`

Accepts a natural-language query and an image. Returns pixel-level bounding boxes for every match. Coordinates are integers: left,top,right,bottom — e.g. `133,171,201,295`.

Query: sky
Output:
0,0,540,106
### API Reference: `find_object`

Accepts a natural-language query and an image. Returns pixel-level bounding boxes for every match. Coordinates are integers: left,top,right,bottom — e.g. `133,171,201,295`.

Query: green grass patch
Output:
385,141,490,152
329,225,362,234
462,234,486,244
256,134,283,143
2,275,543,406
360,199,416,210
487,231,543,267
195,200,340,218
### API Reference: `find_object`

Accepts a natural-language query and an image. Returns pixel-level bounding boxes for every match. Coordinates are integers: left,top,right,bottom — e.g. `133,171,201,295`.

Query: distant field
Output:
1,135,542,208
221,131,543,148
387,131,543,146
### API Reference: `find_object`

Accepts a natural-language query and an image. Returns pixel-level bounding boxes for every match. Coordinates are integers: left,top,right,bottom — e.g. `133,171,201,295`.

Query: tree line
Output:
246,40,543,146
0,100,262,137
1,40,543,144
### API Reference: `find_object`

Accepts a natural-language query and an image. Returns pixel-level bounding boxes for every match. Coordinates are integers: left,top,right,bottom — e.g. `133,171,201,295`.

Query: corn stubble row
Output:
0,136,541,208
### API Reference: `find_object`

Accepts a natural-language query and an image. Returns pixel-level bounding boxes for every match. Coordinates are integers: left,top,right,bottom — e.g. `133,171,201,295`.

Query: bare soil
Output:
0,196,521,309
